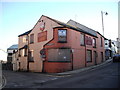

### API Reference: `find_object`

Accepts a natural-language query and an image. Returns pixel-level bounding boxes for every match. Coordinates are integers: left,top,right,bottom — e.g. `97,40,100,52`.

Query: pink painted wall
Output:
18,35,28,71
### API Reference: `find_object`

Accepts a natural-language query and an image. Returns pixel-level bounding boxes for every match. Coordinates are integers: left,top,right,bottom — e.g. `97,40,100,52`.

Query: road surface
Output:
2,61,120,88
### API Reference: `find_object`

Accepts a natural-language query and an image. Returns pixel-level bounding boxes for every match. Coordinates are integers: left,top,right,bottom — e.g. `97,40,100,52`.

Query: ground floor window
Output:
29,50,34,62
86,50,92,62
22,48,27,57
48,48,71,62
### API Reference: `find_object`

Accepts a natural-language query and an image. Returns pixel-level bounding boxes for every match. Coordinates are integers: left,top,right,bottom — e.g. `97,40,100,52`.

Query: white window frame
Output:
22,49,25,56
23,36,27,43
80,33,85,46
58,29,67,43
93,38,96,48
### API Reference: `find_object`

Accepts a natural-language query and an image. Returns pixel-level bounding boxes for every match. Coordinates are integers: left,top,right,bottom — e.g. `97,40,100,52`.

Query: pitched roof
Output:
7,44,18,50
18,15,98,38
18,30,32,37
67,19,97,37
43,15,97,37
96,31,106,38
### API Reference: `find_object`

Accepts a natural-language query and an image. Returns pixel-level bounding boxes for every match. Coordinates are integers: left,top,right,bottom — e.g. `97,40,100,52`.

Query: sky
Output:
0,0,119,61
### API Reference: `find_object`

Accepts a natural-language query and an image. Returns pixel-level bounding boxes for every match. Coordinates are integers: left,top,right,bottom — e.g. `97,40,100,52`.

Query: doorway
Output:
94,51,97,65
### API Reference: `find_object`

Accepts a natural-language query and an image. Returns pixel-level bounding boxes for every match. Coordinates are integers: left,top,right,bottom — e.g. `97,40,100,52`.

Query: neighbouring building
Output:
18,15,105,73
7,44,18,70
104,38,118,60
7,44,18,63
12,50,19,71
111,40,117,55
117,38,120,54
104,39,112,60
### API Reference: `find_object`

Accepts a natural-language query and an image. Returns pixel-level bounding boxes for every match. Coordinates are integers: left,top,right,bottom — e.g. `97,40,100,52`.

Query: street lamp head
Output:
105,12,108,15
101,11,108,15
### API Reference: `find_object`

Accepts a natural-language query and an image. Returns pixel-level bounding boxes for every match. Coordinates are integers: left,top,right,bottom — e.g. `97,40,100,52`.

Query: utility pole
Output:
75,14,77,21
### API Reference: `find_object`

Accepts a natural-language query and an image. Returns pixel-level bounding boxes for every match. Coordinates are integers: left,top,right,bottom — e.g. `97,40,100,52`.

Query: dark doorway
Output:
101,52,104,62
94,51,97,65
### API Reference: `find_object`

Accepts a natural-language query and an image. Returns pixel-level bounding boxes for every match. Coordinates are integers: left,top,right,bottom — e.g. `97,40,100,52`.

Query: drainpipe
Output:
27,35,29,72
71,49,73,70
85,36,87,67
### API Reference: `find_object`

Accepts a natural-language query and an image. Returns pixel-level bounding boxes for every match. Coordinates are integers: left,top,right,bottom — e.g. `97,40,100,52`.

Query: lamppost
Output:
101,11,108,36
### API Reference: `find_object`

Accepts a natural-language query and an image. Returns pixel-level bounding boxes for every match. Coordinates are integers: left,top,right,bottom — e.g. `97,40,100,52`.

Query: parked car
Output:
113,54,120,62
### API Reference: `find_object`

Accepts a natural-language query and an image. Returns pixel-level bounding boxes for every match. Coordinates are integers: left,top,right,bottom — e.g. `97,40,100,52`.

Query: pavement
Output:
37,58,113,85
55,58,113,75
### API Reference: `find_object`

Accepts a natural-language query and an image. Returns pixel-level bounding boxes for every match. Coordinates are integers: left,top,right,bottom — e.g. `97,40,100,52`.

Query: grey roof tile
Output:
18,30,32,37
67,19,97,37
7,44,18,50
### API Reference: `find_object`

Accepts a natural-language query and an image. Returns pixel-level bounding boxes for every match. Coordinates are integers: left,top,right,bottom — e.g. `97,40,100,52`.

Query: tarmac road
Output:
2,60,120,88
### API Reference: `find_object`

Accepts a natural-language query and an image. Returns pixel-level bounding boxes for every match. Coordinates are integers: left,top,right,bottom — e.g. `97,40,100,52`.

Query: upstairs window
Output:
80,33,85,46
85,36,92,45
23,36,27,43
58,29,67,43
30,34,34,44
100,37,103,47
93,38,96,48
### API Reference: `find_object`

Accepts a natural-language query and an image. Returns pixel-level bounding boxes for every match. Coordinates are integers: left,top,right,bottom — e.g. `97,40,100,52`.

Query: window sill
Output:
24,55,27,57
30,42,34,44
47,61,71,63
81,44,85,46
58,41,67,43
86,61,92,63
29,61,34,62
